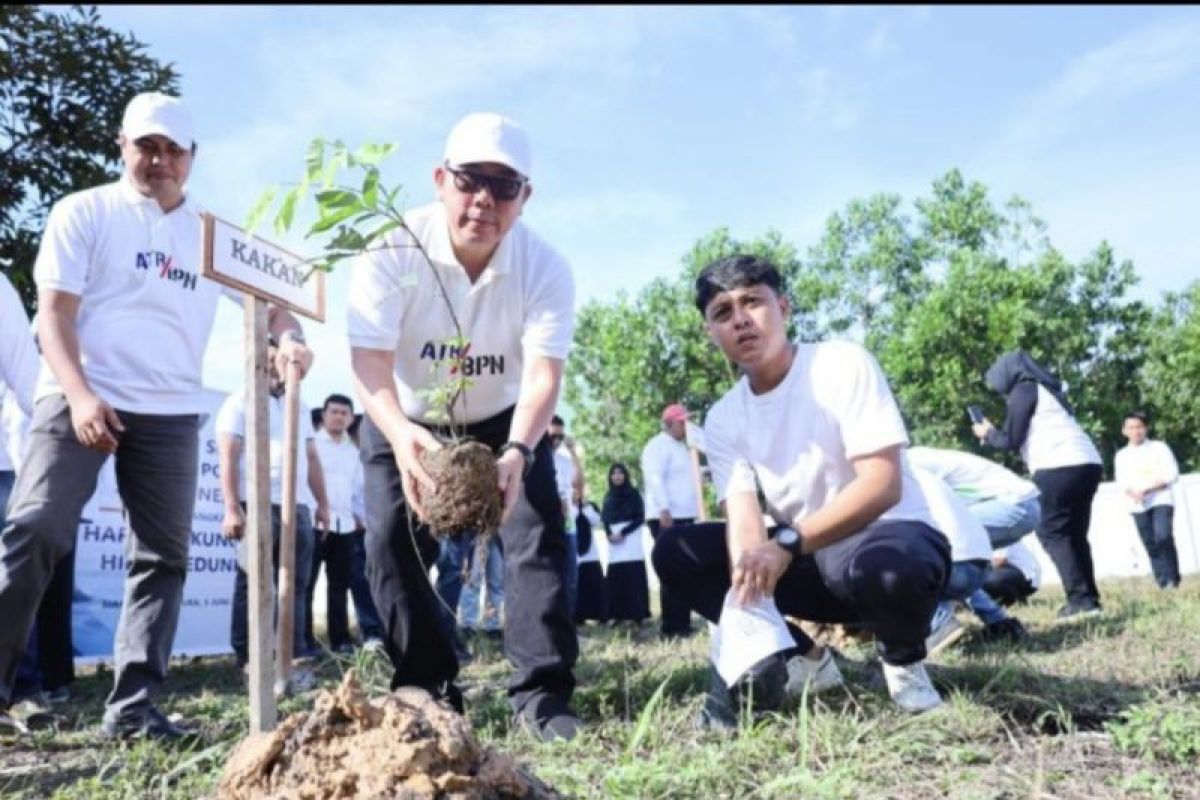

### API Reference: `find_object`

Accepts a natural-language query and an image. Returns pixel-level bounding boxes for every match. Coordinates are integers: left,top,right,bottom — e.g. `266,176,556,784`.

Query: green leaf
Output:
314,190,360,210
308,203,363,235
362,168,380,209
626,677,670,756
244,186,278,234
274,186,300,235
305,139,326,182
354,142,397,167
362,219,402,246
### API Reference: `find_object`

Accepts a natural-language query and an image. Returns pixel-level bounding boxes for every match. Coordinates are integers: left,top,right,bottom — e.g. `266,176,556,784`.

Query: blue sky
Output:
92,5,1200,410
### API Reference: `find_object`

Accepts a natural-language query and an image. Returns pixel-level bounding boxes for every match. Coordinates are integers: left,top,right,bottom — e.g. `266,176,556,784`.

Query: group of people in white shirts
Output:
0,90,1187,746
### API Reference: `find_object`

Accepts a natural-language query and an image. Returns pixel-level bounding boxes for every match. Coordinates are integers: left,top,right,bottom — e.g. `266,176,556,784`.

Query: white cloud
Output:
988,18,1200,161
795,67,865,130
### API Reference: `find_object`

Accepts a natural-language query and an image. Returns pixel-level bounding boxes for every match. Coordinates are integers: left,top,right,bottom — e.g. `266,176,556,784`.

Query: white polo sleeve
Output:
521,252,575,360
1113,448,1132,490
820,341,909,458
214,393,246,439
33,194,94,296
347,232,408,351
704,401,757,503
0,276,37,415
1156,441,1179,485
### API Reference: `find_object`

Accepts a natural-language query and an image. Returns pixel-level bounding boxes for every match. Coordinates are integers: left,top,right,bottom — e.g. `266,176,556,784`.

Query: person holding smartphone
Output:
972,350,1103,621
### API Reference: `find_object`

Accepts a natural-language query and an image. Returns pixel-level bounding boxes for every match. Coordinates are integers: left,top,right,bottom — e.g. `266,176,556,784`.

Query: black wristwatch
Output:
773,526,803,557
498,441,535,479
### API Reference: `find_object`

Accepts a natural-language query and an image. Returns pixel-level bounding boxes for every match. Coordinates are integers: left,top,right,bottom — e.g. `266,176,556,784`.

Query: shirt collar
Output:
116,177,200,217
426,203,514,279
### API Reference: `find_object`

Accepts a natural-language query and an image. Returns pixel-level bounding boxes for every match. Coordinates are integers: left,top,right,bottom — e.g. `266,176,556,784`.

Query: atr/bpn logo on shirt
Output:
419,340,505,376
135,250,197,291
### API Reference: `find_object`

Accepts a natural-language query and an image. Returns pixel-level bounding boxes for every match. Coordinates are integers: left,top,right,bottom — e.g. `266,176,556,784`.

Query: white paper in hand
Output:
710,590,796,688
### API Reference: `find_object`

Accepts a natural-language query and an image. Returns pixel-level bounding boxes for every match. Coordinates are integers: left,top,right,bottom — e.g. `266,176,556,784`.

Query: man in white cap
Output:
348,112,581,741
640,402,701,638
0,92,313,740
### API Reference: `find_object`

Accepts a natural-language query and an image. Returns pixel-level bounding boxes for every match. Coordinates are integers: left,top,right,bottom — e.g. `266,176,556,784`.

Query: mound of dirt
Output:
218,671,558,800
420,440,503,537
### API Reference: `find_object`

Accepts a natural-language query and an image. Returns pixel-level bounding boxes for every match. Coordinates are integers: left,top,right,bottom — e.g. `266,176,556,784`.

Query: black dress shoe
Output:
100,707,197,742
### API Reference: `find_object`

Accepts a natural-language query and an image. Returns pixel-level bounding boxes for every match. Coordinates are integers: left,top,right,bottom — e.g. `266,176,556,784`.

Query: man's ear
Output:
778,293,791,318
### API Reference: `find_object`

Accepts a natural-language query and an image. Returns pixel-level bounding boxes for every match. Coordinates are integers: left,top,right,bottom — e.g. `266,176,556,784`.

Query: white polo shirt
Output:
640,431,700,518
705,340,936,531
0,273,38,418
346,202,575,425
314,428,364,533
1114,439,1179,513
907,446,1038,505
215,391,316,509
32,179,238,414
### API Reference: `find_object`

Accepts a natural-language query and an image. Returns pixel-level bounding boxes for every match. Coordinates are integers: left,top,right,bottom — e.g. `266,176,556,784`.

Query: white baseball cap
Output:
443,112,531,178
121,92,194,150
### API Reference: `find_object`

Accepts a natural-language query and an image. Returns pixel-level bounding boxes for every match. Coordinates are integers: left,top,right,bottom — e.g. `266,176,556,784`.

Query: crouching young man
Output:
651,255,951,724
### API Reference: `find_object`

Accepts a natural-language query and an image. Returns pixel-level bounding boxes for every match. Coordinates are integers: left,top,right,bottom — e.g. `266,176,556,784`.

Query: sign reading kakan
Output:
202,213,325,321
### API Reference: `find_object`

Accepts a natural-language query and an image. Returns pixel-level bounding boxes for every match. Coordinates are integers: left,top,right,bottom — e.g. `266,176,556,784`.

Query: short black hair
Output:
324,393,354,411
694,254,785,314
551,414,565,426
1124,410,1149,425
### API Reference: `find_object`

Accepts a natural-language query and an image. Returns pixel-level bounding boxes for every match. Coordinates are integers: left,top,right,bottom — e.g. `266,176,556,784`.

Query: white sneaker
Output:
362,638,386,653
882,660,942,713
784,648,844,698
925,605,967,658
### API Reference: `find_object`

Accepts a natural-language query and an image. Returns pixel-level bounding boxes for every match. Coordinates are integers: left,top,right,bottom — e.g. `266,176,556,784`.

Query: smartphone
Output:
967,405,985,424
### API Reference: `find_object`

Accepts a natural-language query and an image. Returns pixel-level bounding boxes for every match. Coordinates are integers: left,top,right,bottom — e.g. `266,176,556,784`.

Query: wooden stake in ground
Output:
274,358,301,696
203,213,325,734
243,296,276,733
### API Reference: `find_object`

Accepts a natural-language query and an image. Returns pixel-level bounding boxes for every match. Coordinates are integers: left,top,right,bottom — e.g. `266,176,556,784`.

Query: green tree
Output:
1140,282,1200,471
1,5,179,311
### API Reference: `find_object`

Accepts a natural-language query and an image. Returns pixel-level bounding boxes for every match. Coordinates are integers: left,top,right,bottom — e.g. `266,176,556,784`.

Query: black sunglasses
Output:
444,163,527,202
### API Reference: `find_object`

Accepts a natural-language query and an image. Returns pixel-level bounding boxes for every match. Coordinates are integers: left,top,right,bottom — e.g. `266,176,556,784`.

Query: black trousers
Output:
652,519,950,665
647,518,695,636
1032,463,1103,607
982,564,1036,606
360,405,577,712
1132,505,1181,588
319,533,359,648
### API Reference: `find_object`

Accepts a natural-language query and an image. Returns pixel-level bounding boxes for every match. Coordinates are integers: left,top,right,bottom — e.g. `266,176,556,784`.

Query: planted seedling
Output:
249,140,501,537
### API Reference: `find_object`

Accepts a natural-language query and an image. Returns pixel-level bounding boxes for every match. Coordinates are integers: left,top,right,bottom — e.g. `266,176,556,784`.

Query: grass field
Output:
2,576,1198,799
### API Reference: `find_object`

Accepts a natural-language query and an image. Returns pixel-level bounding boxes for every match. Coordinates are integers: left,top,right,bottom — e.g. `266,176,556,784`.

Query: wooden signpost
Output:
202,213,324,734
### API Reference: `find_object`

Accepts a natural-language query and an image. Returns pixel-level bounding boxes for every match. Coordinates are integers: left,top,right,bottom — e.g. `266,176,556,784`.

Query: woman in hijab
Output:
572,498,608,625
972,350,1104,620
601,463,650,624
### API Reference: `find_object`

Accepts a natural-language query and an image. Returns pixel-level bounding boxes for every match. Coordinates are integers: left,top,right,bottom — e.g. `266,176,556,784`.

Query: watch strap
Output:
499,441,534,478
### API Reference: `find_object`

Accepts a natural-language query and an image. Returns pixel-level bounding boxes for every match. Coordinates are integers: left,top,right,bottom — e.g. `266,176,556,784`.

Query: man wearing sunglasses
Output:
349,113,580,741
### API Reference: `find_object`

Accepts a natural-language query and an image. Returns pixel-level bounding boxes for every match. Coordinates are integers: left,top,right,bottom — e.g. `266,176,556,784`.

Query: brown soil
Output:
419,439,503,538
218,670,558,800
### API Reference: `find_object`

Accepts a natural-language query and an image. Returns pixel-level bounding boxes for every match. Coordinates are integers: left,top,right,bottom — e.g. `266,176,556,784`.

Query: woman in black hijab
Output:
601,463,650,624
973,350,1104,620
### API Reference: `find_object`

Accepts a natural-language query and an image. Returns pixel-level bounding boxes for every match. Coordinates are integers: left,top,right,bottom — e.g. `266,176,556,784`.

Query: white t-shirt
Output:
215,392,316,508
999,539,1042,589
314,429,364,533
1023,386,1101,473
910,465,994,563
578,504,603,565
704,340,935,531
1114,440,1179,512
32,180,239,414
0,273,38,418
553,447,578,532
346,202,575,425
0,389,31,472
907,446,1038,504
640,431,700,518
